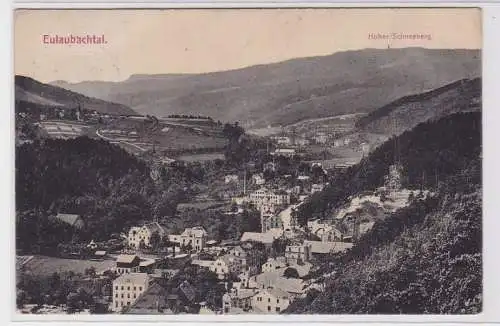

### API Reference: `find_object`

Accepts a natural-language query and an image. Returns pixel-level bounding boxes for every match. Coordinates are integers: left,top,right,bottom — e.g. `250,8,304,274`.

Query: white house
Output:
311,184,325,194
225,174,239,184
127,222,167,249
210,255,241,279
272,148,296,158
285,243,311,264
249,188,290,209
252,173,266,185
112,273,150,312
261,257,287,273
251,288,291,314
168,227,208,252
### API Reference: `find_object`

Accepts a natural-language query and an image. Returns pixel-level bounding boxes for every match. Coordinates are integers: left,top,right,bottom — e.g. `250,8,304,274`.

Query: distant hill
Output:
355,78,481,135
51,48,481,128
16,75,136,115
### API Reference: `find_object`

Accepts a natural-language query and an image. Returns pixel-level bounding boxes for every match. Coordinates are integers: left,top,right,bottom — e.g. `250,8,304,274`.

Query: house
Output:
317,226,343,242
229,246,247,259
240,232,276,248
272,148,296,158
209,255,240,279
261,214,283,233
199,302,217,315
94,250,107,259
313,135,328,144
115,255,141,274
297,175,310,181
112,273,150,312
225,287,258,312
295,138,309,147
311,184,325,194
263,162,276,172
222,293,246,314
251,173,266,185
303,240,353,255
260,204,283,233
308,221,343,242
123,282,170,315
261,257,287,273
273,136,291,146
169,227,208,252
285,243,311,264
139,259,157,274
224,174,239,184
51,213,84,229
251,287,291,314
249,188,290,209
127,222,167,249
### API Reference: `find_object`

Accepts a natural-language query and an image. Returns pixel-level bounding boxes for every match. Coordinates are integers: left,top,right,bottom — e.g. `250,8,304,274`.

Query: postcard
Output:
13,8,482,318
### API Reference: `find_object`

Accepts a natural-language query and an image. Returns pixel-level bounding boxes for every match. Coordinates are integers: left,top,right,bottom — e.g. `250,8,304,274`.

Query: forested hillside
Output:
288,111,482,314
297,111,481,224
15,137,190,252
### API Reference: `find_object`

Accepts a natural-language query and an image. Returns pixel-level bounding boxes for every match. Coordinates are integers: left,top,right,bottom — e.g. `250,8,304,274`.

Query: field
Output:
177,152,225,162
18,255,116,276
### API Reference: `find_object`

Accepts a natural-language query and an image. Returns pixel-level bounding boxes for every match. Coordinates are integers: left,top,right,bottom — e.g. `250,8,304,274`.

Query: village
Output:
17,142,422,315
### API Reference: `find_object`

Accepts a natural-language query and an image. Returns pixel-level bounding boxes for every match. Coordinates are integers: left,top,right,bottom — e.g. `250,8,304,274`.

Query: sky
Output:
14,8,482,83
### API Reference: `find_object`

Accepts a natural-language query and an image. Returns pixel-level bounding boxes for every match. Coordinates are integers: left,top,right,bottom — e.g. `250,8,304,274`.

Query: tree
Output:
66,292,81,313
16,289,27,309
138,239,146,250
85,267,96,277
149,231,161,251
283,267,300,279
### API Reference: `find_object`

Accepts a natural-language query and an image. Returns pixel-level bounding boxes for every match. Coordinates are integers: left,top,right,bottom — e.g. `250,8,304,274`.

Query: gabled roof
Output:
262,287,289,299
116,254,140,264
303,240,353,254
53,213,82,227
182,227,207,238
144,222,167,235
113,273,149,285
231,246,247,256
240,232,275,244
274,277,306,294
124,282,168,314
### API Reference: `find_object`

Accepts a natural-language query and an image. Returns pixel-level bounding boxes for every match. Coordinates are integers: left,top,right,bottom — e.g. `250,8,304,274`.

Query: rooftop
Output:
116,254,140,264
240,232,276,244
53,213,82,226
303,240,353,254
144,222,167,235
113,273,149,285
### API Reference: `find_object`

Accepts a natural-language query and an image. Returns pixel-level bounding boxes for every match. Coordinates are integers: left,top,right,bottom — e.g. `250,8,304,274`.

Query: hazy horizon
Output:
32,47,480,85
15,8,482,84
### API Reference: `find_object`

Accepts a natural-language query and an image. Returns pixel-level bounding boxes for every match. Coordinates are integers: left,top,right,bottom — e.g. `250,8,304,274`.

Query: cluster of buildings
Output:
127,222,208,253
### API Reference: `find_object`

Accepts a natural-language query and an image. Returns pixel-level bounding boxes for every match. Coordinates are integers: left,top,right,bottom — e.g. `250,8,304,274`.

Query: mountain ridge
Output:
49,48,481,127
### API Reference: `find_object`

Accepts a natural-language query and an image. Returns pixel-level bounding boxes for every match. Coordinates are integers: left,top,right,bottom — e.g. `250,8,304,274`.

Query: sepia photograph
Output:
14,8,482,316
